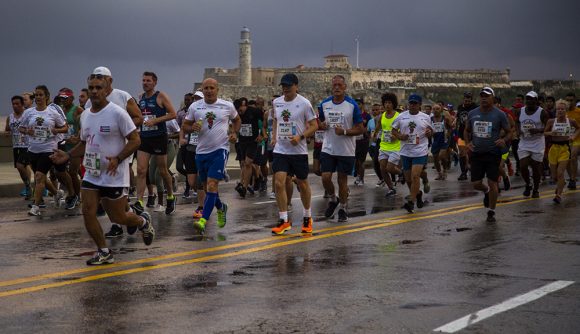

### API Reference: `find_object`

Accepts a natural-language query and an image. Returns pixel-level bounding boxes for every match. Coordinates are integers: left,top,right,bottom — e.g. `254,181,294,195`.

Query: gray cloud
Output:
2,0,579,114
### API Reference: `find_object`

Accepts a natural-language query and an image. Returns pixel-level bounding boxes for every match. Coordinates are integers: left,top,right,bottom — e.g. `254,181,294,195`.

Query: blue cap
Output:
279,73,299,86
408,93,422,103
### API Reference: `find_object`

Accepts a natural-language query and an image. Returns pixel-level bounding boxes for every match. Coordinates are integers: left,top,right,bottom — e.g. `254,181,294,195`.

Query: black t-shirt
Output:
239,107,263,143
457,103,479,139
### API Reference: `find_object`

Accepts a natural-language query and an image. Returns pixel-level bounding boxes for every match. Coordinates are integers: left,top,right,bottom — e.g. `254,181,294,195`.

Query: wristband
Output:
343,128,347,136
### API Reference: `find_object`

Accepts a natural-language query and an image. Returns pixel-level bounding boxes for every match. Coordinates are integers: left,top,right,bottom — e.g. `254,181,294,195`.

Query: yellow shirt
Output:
567,107,580,145
379,111,400,152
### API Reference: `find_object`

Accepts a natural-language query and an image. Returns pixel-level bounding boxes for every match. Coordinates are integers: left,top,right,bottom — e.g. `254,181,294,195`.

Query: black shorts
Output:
13,148,30,167
355,139,369,162
181,145,197,174
320,152,355,175
29,152,53,174
272,153,309,180
313,147,322,160
81,180,128,200
139,134,168,155
470,152,502,182
237,141,258,161
254,145,267,166
266,149,274,163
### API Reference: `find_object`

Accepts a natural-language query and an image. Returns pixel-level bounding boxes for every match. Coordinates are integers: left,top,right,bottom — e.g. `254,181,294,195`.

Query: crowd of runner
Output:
4,67,580,265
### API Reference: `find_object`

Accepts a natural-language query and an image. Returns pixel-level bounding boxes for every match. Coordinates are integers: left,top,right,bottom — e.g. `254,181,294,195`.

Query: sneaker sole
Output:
272,227,291,235
87,259,115,265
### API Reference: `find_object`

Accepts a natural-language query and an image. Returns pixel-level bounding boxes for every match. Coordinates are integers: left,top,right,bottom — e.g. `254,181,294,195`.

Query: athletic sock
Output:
303,208,311,217
203,192,218,220
279,211,288,221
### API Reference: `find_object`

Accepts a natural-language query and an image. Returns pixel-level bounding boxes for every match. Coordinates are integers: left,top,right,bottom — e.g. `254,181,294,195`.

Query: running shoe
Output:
146,194,157,208
235,183,246,198
64,195,79,210
130,201,144,216
375,180,385,187
216,203,228,228
403,201,414,213
192,207,203,219
323,191,332,199
28,200,46,209
416,191,425,208
127,222,138,235
503,176,511,191
269,192,276,199
260,179,267,192
272,219,291,235
86,249,114,266
385,188,397,197
194,217,207,234
523,185,532,197
19,187,27,197
153,204,165,212
182,188,191,199
325,200,339,218
553,195,561,204
422,181,431,194
301,217,313,233
246,186,255,195
28,205,41,216
486,210,496,223
165,196,176,215
53,189,65,208
483,192,490,208
354,178,364,186
568,180,577,190
337,208,348,222
532,190,540,198
105,224,123,238
139,212,155,246
458,173,468,181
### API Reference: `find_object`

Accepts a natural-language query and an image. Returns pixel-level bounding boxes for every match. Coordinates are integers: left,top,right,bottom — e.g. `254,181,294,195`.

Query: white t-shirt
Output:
319,96,363,157
84,88,133,111
8,113,28,148
166,119,180,135
49,103,67,143
272,94,317,155
392,110,432,157
20,106,66,153
185,98,238,155
80,102,137,187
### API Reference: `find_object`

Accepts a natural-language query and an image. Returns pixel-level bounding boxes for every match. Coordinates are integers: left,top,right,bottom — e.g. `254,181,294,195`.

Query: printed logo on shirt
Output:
100,126,111,133
35,117,45,126
281,109,291,122
205,111,216,129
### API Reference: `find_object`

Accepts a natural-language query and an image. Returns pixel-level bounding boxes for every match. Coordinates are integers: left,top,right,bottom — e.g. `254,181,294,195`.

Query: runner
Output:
318,75,364,222
176,91,202,198
565,92,580,189
234,97,264,198
371,92,401,197
22,92,34,109
456,92,479,180
57,88,82,209
182,78,240,234
78,88,89,109
134,71,177,215
544,99,580,203
5,95,32,199
515,91,549,198
149,118,180,211
353,99,371,186
431,103,454,180
464,87,512,223
368,103,384,187
18,85,68,216
270,73,318,234
50,74,154,265
391,93,433,213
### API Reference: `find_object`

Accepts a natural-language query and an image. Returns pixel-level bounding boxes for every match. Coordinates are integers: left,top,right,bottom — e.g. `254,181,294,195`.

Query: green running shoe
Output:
194,217,207,234
216,203,228,228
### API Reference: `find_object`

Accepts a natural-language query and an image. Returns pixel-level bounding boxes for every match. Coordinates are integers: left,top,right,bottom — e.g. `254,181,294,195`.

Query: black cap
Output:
463,92,473,98
279,73,299,86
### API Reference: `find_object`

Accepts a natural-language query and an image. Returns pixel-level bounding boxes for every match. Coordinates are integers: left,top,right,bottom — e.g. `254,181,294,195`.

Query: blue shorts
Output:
431,140,450,155
320,152,355,175
401,155,428,171
195,149,229,182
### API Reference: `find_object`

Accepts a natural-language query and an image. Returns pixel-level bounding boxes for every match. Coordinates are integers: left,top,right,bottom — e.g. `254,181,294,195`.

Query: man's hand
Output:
105,156,120,176
495,138,506,148
143,118,157,128
290,135,300,146
49,149,70,165
466,142,475,152
334,126,345,136
228,132,237,143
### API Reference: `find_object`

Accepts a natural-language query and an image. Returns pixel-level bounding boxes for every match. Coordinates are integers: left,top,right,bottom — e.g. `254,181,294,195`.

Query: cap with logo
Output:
92,66,112,76
480,87,495,96
58,88,74,98
408,93,422,103
279,73,299,86
525,91,538,99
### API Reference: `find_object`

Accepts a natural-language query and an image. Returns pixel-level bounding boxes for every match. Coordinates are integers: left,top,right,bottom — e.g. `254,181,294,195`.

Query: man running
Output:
50,73,154,265
270,73,318,234
464,87,512,223
431,103,454,180
319,75,364,222
5,95,32,199
182,78,240,234
456,92,479,180
57,88,82,209
515,91,548,198
392,94,433,213
234,97,264,198
565,92,580,189
134,72,177,215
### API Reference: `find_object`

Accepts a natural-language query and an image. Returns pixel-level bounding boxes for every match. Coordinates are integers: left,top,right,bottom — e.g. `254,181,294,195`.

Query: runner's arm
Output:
155,92,177,123
126,98,144,127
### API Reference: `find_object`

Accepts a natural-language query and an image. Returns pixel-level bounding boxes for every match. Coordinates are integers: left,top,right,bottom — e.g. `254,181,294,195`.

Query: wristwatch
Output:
300,134,305,140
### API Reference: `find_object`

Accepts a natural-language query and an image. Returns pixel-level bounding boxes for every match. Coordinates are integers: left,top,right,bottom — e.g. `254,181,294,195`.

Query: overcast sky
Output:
1,0,578,115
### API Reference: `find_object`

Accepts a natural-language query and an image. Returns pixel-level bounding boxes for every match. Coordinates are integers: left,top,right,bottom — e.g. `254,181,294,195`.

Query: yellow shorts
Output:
548,143,570,165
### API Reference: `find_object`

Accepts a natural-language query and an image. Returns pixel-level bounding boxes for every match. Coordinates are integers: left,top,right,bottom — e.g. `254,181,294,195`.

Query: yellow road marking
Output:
0,190,574,298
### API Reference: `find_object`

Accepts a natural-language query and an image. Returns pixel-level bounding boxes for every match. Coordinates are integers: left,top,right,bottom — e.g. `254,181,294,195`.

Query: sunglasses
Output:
89,74,106,79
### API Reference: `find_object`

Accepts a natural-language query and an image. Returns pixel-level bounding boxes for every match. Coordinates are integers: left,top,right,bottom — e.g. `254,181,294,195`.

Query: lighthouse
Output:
239,26,252,86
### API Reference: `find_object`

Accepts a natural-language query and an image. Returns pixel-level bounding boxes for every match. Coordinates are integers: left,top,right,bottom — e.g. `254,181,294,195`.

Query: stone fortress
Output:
198,28,579,107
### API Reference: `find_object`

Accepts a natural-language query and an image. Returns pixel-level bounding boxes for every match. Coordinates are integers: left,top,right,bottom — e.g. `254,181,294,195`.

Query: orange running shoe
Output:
192,207,203,219
301,217,313,233
271,219,291,235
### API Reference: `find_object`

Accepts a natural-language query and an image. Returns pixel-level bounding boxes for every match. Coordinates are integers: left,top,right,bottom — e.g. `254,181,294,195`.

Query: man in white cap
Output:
464,87,512,223
85,66,144,238
514,90,549,198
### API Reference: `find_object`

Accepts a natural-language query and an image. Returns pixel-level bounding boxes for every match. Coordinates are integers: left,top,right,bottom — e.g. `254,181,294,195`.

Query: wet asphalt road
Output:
0,167,579,333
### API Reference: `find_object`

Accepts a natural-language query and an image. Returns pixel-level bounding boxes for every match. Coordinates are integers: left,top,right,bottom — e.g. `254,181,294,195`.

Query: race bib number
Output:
83,152,101,177
314,130,325,144
188,133,199,146
327,111,344,128
552,123,571,137
433,122,445,133
12,133,26,147
142,115,158,132
521,123,535,138
473,121,492,138
32,126,50,143
240,124,253,137
406,133,419,145
382,130,392,143
278,122,295,140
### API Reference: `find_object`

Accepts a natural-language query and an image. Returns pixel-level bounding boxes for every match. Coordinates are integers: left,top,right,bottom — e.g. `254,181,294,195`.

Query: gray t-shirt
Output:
467,106,509,154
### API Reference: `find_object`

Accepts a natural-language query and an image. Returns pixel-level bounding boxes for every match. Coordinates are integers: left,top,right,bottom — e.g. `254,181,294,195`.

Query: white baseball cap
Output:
92,66,112,76
193,91,204,99
480,86,495,96
526,91,538,99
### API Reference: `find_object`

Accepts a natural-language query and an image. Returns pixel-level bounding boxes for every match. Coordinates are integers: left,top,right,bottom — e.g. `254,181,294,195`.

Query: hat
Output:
58,88,74,98
446,103,454,110
576,101,580,108
463,92,473,98
408,93,422,103
193,91,204,99
279,73,298,86
480,87,495,96
92,66,112,76
525,91,538,99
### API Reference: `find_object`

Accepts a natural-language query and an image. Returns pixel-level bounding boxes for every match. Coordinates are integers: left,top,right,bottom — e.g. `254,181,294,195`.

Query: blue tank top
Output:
139,91,167,137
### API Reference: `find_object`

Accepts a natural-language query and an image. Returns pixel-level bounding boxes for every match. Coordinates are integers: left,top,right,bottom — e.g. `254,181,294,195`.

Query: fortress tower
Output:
239,26,252,86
